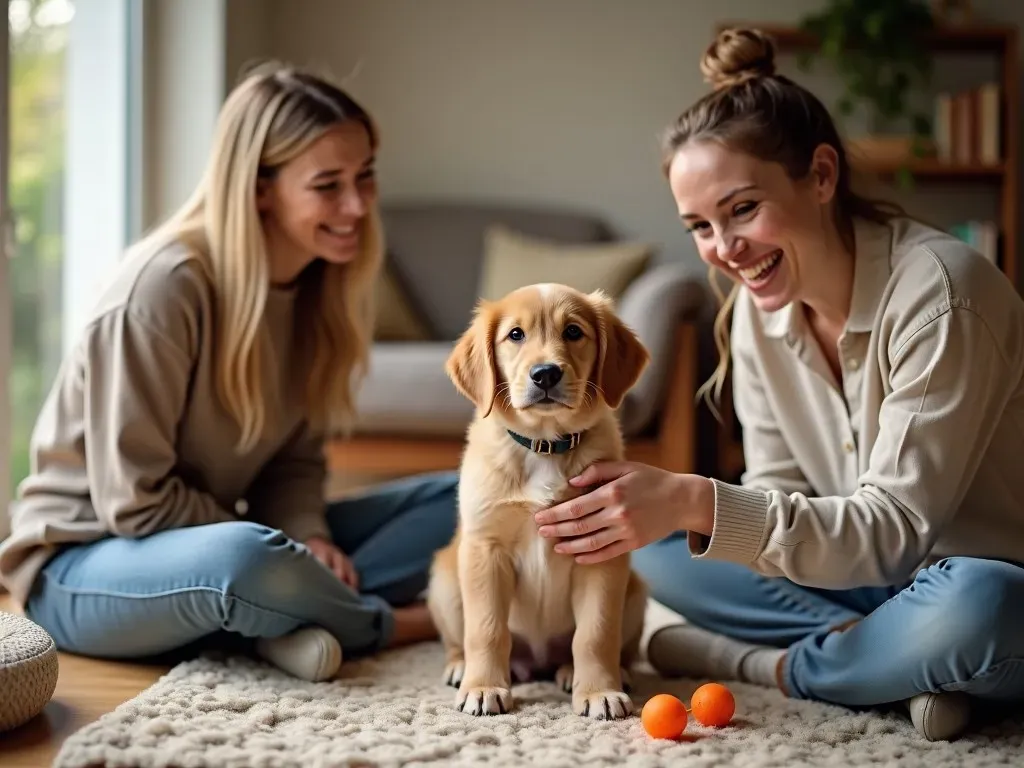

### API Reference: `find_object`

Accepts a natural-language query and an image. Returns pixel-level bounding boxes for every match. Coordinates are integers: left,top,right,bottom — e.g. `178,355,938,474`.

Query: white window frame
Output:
1,1,13,543
63,0,141,350
1,0,141,551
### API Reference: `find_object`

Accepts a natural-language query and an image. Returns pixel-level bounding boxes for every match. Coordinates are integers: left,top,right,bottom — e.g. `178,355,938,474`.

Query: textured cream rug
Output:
54,604,1024,768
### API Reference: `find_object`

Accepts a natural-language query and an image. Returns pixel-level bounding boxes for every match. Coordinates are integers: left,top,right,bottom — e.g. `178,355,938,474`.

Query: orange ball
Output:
641,693,688,740
690,682,735,727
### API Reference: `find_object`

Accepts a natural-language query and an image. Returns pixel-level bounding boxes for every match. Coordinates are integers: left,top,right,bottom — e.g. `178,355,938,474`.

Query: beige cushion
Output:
354,342,474,436
0,611,59,732
477,225,653,302
373,263,432,341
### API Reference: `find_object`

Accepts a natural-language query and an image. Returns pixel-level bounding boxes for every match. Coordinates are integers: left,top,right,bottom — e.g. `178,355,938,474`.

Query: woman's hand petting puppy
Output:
305,535,360,589
534,462,715,564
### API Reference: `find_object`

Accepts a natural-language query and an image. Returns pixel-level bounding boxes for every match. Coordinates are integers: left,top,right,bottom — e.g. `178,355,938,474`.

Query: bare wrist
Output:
675,474,715,536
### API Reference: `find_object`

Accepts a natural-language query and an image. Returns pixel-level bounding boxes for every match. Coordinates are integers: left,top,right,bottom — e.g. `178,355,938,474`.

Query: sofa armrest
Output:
615,262,706,436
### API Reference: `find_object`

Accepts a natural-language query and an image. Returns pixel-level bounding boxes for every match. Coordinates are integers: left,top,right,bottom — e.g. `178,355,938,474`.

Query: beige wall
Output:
225,0,276,90
247,0,1024,279
137,0,1024,278
261,0,812,277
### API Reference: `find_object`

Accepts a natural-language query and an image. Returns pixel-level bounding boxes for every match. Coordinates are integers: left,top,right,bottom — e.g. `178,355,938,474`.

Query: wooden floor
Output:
0,595,168,768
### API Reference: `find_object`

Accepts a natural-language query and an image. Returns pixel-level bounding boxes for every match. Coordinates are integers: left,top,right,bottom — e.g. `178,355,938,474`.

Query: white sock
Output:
738,645,787,688
647,623,786,688
255,627,343,682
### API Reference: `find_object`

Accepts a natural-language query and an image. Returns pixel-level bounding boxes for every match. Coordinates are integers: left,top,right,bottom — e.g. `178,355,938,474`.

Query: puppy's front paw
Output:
444,659,465,688
456,685,513,716
573,689,633,720
555,664,574,694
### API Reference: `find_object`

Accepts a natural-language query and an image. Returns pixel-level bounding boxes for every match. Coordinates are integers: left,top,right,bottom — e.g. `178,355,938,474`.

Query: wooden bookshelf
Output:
712,21,1020,483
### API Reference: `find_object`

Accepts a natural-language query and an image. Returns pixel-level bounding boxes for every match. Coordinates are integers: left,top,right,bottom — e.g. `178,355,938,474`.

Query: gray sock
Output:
647,623,786,689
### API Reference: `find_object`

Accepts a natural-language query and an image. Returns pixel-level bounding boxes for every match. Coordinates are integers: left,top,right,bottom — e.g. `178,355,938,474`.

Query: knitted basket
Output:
0,610,59,731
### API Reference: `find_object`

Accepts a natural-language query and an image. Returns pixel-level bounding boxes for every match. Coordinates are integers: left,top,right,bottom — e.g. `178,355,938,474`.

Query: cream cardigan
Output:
690,216,1024,587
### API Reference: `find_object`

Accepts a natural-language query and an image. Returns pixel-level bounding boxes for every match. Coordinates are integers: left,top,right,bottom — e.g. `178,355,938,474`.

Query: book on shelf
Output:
933,82,1000,165
949,220,999,263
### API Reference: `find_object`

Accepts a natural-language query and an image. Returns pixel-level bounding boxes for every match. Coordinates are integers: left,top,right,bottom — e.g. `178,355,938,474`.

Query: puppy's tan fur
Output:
427,283,650,719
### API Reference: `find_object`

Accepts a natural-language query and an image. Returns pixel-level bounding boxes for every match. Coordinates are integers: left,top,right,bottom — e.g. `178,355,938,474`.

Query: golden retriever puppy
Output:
427,283,650,719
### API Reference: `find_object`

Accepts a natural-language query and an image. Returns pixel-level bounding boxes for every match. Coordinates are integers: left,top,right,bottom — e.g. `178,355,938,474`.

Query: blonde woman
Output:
533,29,1024,741
0,65,458,682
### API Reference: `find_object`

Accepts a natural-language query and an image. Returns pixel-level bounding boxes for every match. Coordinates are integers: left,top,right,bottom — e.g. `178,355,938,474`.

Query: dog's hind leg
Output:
426,541,466,688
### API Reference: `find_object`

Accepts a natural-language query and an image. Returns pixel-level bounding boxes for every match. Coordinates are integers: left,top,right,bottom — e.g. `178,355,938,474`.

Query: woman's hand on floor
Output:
534,462,715,564
305,535,360,590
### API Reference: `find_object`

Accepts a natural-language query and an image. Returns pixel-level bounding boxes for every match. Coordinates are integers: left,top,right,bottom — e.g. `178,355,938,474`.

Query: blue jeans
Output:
24,471,459,660
633,532,1024,707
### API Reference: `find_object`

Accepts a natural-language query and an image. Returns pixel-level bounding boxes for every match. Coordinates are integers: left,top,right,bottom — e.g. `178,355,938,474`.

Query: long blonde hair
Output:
128,62,383,450
661,28,903,415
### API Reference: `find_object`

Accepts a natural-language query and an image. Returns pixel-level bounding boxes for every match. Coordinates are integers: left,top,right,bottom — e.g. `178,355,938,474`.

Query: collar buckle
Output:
509,430,583,455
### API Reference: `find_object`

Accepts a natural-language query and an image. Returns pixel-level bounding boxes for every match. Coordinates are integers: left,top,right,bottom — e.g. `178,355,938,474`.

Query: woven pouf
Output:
0,610,59,731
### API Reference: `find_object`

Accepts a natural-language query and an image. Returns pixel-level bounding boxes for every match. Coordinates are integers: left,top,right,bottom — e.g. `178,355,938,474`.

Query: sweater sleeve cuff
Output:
687,479,769,564
279,510,331,545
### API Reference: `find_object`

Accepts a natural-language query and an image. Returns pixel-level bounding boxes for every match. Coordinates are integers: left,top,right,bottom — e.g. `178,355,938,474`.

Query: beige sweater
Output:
691,216,1024,587
0,243,330,607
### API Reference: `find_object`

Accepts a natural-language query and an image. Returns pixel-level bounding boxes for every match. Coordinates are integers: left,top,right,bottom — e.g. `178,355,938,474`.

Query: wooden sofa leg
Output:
653,321,698,474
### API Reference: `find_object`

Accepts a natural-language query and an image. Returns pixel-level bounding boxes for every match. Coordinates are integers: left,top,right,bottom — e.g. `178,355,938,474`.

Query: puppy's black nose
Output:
530,363,563,390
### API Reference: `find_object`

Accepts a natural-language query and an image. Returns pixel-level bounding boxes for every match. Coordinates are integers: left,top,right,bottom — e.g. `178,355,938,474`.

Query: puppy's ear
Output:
446,302,500,417
590,291,650,410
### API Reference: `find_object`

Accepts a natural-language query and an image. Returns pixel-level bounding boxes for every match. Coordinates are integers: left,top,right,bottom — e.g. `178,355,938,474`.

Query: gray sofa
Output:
328,201,707,477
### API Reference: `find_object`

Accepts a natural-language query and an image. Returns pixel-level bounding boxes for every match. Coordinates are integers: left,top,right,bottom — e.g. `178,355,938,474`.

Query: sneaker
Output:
906,691,972,741
255,627,343,682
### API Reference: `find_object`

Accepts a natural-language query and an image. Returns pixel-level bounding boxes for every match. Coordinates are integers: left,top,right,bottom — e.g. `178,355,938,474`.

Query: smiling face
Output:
667,139,838,313
258,121,378,284
446,284,649,437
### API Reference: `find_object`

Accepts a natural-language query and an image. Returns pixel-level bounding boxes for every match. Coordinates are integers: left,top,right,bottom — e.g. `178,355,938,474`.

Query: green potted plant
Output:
796,0,937,183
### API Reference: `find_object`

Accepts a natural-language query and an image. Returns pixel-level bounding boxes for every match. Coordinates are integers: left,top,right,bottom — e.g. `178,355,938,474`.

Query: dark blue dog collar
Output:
507,429,583,455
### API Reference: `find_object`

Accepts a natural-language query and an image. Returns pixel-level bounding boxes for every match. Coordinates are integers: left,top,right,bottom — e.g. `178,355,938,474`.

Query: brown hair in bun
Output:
664,26,904,411
700,27,777,91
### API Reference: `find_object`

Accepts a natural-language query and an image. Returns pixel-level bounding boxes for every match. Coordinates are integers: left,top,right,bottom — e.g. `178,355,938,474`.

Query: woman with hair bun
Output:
534,28,1024,741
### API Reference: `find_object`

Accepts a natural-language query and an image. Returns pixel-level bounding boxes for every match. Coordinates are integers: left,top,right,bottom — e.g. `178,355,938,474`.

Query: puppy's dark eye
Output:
508,327,525,342
563,324,583,341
